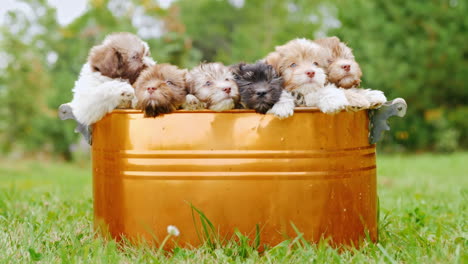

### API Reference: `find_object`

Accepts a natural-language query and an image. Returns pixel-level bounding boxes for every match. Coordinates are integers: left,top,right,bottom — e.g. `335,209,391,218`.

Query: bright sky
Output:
0,0,88,25
0,0,179,26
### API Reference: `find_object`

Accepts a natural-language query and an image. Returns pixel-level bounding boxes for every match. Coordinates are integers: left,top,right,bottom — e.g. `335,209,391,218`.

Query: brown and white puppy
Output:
184,62,240,111
314,36,362,89
265,38,349,114
134,64,187,117
70,32,156,126
315,36,386,108
89,32,154,85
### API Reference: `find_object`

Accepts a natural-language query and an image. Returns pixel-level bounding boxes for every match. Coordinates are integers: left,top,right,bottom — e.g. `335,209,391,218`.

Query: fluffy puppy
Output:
232,62,294,119
265,38,349,114
133,64,187,117
184,62,240,111
70,32,155,125
315,36,386,108
314,36,362,89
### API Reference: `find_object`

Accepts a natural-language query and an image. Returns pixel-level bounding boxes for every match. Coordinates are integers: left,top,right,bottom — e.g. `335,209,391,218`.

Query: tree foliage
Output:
0,0,466,159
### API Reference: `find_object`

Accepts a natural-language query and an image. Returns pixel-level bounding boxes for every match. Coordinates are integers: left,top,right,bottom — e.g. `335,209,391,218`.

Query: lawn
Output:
0,153,466,263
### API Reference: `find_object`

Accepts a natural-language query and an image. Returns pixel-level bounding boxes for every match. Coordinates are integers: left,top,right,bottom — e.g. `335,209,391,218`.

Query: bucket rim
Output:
110,107,354,114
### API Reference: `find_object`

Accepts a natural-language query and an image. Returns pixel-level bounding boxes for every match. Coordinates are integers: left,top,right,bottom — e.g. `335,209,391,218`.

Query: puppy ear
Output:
88,45,122,77
231,63,244,78
265,52,281,73
315,36,341,47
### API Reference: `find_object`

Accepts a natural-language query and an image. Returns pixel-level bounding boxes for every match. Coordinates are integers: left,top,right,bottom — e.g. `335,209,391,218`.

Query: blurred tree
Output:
0,0,466,159
0,0,202,160
332,0,468,151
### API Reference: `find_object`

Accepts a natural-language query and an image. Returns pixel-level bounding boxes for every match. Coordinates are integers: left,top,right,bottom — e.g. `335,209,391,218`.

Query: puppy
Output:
70,32,155,125
133,64,187,117
232,62,294,119
315,36,386,108
314,36,362,89
265,38,349,114
184,62,240,111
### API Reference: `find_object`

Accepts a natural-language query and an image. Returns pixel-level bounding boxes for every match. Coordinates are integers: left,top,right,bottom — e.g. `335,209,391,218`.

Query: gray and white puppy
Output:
232,62,295,118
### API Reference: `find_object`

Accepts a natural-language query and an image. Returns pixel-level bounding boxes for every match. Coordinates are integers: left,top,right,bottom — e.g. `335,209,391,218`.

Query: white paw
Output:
116,84,135,109
343,89,370,112
182,94,206,110
363,89,387,109
267,101,294,119
317,86,349,114
319,102,347,114
304,93,319,107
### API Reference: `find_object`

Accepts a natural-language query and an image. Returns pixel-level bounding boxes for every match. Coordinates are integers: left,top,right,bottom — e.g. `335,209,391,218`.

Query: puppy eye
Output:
205,81,212,86
290,63,297,68
225,78,230,81
313,62,319,66
132,55,138,60
166,80,174,86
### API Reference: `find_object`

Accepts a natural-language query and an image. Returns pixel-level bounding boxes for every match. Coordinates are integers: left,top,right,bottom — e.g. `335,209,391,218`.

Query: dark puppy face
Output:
134,64,187,117
233,62,283,114
88,32,152,84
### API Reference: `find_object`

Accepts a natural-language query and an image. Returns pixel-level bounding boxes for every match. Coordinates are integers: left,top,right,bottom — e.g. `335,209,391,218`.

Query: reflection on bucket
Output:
92,108,377,248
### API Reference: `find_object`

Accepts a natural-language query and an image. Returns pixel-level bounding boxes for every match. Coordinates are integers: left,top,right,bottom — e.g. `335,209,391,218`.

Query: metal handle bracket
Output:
368,98,407,144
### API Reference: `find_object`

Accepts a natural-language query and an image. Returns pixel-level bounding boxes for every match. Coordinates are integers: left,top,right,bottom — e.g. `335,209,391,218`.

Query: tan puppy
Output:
315,36,386,109
184,62,240,111
265,38,349,114
89,32,154,85
134,64,187,117
314,36,362,89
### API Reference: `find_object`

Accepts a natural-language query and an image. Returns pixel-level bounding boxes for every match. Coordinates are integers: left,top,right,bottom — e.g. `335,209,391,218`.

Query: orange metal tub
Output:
92,108,378,248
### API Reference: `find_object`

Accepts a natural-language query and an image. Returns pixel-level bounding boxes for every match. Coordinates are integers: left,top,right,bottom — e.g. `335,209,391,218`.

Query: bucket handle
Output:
368,98,407,144
58,103,92,145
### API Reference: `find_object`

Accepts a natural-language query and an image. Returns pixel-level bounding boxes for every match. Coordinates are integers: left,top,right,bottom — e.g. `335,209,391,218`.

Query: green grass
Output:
0,153,466,263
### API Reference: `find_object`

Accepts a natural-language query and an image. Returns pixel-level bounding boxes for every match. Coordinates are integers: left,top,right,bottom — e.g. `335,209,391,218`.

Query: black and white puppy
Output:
232,62,294,118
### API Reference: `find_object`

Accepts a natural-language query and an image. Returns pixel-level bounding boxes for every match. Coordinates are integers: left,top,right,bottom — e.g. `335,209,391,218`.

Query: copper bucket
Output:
92,108,377,248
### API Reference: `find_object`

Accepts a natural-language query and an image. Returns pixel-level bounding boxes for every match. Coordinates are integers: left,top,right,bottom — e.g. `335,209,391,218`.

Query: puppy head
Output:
315,37,362,88
265,38,327,93
233,62,283,114
134,63,187,117
187,62,240,111
327,58,362,88
88,32,153,84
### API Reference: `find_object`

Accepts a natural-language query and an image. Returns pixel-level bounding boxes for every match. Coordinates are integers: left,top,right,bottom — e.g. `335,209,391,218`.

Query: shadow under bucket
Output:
91,108,379,248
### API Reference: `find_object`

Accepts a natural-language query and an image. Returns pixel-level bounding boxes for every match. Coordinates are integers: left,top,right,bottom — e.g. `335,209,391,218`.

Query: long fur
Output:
133,64,187,117
315,36,386,107
265,38,349,114
233,62,294,118
70,32,155,125
314,36,362,89
184,62,240,111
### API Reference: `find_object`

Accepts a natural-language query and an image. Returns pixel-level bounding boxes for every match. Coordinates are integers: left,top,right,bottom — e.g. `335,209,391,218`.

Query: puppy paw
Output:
343,89,370,112
304,93,319,108
319,102,347,114
363,89,387,109
182,94,206,110
115,84,135,109
267,101,294,119
317,87,349,114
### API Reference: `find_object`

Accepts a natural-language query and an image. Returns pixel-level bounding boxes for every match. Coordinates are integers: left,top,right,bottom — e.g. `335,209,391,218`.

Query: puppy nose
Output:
223,87,231,94
306,71,315,78
256,91,267,97
147,87,157,94
342,64,351,72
